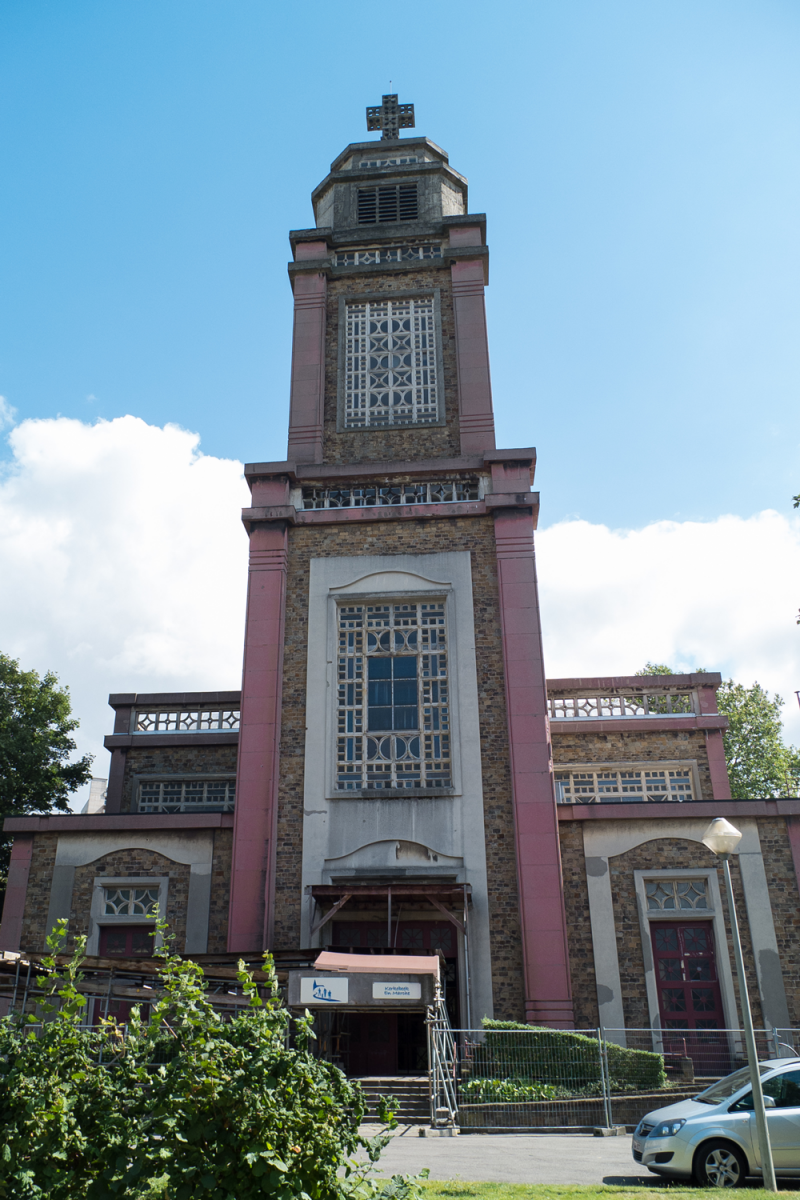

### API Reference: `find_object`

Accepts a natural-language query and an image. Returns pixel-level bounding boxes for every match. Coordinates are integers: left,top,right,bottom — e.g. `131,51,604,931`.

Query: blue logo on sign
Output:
312,979,337,1001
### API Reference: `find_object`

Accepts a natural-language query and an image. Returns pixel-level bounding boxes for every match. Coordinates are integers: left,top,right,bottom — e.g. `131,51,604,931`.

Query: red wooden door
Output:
92,925,154,1024
652,920,724,1028
651,920,729,1073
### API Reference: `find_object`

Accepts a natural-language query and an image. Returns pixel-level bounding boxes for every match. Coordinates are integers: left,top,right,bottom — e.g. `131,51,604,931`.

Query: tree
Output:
716,680,800,798
0,654,93,892
636,664,800,798
0,921,421,1200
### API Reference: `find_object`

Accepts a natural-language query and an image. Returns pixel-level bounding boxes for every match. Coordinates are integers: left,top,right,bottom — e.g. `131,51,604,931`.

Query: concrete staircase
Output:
355,1075,429,1124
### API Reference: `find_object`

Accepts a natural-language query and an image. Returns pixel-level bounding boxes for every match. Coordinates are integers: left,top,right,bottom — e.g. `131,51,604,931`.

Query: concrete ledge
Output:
104,732,239,749
550,714,727,734
3,813,236,833
558,799,800,820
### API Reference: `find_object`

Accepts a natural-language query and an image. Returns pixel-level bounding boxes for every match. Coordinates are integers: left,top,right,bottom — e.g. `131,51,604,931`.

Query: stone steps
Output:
354,1075,429,1123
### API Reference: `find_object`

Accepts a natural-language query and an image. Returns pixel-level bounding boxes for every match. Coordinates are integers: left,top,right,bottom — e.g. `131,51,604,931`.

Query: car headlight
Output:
650,1119,686,1138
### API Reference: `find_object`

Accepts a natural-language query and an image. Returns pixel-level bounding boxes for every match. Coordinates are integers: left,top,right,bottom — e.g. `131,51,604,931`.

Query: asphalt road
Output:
362,1131,655,1186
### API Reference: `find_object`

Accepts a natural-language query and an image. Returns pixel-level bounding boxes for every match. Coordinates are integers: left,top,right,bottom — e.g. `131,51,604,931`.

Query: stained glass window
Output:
336,602,451,791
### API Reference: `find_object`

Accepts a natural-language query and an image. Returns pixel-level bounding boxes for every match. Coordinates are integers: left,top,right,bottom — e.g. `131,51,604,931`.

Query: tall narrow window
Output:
336,602,451,791
344,297,439,428
357,184,418,225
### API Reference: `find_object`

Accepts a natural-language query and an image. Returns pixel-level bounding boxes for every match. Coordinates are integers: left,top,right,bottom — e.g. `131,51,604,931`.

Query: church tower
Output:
227,96,574,1030
10,96,793,1073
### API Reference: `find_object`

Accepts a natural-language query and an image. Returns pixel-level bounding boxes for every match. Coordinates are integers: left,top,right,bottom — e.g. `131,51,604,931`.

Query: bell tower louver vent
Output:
357,184,418,225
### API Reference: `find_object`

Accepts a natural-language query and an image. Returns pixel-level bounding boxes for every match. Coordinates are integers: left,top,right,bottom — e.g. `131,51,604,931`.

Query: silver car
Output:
632,1057,800,1186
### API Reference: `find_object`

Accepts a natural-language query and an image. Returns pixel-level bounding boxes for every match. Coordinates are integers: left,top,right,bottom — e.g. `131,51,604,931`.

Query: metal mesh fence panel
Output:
453,1028,614,1130
439,1027,800,1131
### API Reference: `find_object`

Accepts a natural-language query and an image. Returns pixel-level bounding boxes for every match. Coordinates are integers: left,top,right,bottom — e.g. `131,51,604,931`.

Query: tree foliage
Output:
637,664,800,798
0,653,93,818
0,920,423,1200
716,680,800,798
0,654,93,891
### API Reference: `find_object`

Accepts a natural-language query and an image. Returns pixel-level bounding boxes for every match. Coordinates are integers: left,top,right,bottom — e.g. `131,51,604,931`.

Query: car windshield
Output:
694,1064,773,1105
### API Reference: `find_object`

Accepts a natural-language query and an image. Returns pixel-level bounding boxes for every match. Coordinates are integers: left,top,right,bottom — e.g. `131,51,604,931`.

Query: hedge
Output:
469,1021,666,1093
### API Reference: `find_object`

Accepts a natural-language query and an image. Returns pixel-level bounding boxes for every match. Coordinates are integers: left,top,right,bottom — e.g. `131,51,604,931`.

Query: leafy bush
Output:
459,1077,557,1104
0,920,425,1200
473,1021,666,1094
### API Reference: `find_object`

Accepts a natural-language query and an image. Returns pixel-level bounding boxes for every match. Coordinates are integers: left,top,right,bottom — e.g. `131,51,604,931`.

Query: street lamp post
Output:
702,817,777,1193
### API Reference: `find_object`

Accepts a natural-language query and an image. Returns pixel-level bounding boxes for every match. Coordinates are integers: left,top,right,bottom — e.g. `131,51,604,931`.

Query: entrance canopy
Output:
313,950,440,977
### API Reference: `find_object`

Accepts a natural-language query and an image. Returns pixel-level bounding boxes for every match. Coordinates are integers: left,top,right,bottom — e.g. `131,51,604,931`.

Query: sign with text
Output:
372,981,422,1000
300,976,349,1004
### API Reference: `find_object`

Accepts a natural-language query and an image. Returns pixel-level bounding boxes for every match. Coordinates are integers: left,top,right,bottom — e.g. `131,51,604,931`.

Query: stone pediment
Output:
330,569,450,594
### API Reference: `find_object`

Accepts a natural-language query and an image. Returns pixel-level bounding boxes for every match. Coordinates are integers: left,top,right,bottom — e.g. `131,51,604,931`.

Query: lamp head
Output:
702,817,743,858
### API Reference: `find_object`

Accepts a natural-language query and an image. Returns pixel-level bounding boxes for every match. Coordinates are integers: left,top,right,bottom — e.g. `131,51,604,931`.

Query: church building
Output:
3,98,800,1075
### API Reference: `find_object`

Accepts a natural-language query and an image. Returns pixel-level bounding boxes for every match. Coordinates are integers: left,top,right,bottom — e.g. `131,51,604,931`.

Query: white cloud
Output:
0,416,249,806
1,414,798,815
0,396,17,430
537,511,800,745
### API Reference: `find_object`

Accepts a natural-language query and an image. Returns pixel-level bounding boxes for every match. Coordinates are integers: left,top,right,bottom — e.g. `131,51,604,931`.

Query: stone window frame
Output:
336,289,446,433
87,875,169,957
554,759,702,804
131,773,236,815
324,586,462,800
633,867,739,1049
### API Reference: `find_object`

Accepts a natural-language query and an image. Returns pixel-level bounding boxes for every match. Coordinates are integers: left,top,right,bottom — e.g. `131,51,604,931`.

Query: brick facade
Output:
117,745,238,813
608,836,764,1029
558,822,599,1029
16,830,233,957
321,269,461,466
19,833,58,953
756,817,800,1026
275,512,526,1020
208,829,233,953
552,729,714,799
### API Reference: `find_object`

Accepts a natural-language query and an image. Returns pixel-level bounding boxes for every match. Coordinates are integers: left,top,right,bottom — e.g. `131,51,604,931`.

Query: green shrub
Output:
473,1020,666,1094
459,1077,558,1104
0,920,425,1200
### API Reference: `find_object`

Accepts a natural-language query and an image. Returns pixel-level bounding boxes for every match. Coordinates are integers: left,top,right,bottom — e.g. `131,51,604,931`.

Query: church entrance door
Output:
92,924,155,1025
345,1013,398,1076
651,920,729,1073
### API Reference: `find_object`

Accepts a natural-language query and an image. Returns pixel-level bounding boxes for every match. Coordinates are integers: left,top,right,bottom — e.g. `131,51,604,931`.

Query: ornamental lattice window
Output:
301,480,478,509
554,766,695,803
138,779,235,813
336,601,451,791
103,887,159,917
133,708,240,733
548,692,695,719
344,297,438,428
646,879,709,911
335,245,441,266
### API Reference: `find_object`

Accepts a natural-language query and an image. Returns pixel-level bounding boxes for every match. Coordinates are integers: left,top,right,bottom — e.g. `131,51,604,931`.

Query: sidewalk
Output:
362,1130,653,1186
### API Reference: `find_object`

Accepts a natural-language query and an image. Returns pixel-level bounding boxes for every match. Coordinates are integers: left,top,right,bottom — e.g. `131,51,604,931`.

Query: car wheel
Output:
693,1140,748,1188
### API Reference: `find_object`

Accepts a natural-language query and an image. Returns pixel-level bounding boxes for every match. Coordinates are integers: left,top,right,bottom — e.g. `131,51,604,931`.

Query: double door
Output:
91,924,154,1025
651,920,727,1073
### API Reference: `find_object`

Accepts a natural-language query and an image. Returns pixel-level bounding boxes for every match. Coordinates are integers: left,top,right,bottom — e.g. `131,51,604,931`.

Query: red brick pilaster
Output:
449,227,496,454
0,834,33,953
697,684,732,800
228,523,288,951
287,252,327,463
493,503,574,1027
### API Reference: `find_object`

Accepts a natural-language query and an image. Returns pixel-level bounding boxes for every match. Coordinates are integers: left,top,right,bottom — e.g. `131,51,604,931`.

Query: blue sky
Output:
2,0,800,530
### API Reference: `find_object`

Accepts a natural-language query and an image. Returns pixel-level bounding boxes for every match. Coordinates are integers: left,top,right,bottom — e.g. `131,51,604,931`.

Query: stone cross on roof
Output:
366,94,415,141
